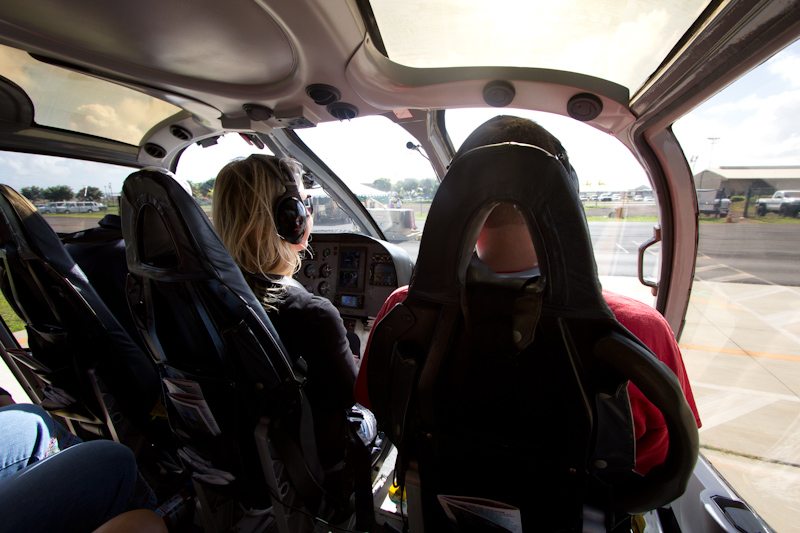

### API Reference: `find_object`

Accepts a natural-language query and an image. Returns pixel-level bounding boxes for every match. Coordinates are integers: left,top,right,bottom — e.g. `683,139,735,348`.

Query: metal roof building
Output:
694,166,800,195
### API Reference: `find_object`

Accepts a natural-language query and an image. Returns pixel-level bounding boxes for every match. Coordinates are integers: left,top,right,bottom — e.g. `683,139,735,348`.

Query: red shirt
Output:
354,287,701,474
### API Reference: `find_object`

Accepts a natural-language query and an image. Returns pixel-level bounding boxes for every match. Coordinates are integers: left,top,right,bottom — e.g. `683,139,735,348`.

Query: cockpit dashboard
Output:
295,233,414,320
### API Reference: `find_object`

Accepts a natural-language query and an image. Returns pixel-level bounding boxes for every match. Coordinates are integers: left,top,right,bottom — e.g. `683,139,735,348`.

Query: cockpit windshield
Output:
296,115,437,254
174,132,361,233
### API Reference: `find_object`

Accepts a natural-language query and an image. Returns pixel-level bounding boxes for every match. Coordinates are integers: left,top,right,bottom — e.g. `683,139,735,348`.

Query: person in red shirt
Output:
354,115,701,474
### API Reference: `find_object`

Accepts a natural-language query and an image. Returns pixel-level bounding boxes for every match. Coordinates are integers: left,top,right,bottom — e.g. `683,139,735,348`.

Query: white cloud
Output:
767,48,800,88
0,152,130,195
675,88,800,169
70,100,152,144
674,38,800,171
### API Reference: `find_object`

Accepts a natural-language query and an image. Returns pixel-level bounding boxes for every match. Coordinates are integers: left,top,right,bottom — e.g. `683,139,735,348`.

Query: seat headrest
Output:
411,142,612,320
0,184,88,282
121,168,246,291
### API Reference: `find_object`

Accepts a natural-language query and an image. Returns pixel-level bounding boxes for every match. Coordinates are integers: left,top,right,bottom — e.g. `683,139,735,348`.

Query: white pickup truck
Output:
755,190,800,217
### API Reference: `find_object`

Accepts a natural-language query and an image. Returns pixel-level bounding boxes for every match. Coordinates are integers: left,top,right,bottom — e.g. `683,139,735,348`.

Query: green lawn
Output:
585,215,659,222
745,214,800,223
0,292,25,333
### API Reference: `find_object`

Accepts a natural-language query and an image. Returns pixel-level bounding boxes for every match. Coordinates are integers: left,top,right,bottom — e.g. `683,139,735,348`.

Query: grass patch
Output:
698,216,730,223
585,215,659,222
0,292,25,333
746,215,800,223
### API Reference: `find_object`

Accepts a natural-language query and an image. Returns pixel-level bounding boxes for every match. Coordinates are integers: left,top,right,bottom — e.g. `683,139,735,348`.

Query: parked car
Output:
634,195,643,201
611,194,621,201
55,201,102,214
599,193,613,201
37,202,63,214
755,190,800,217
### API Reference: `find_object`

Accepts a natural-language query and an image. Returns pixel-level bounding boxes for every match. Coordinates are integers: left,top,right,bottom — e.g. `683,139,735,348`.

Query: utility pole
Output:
700,138,720,189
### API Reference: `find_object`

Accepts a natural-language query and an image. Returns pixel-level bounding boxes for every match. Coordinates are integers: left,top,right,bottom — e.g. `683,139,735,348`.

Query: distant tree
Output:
372,178,392,192
43,185,73,201
419,178,437,198
187,181,202,199
20,186,44,201
200,178,215,197
76,186,104,201
398,178,419,193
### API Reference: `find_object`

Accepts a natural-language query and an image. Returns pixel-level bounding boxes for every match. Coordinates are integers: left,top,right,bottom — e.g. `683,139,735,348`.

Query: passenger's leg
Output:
0,440,137,533
0,403,81,479
92,510,168,533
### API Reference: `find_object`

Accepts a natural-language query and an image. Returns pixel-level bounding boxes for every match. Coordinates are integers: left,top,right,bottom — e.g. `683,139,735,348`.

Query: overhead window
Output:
368,0,712,94
0,44,180,145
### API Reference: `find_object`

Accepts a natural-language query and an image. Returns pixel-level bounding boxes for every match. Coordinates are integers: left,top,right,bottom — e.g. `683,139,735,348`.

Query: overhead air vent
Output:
483,80,515,107
144,143,167,159
567,93,603,122
243,104,274,122
169,125,192,141
306,84,341,106
327,102,359,121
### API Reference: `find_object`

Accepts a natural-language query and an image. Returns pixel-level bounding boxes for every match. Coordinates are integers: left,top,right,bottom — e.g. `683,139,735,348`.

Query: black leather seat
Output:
367,143,699,532
120,168,371,531
0,184,160,442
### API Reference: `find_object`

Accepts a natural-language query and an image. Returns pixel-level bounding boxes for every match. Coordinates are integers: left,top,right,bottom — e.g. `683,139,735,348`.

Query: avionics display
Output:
335,293,364,309
340,295,359,308
370,264,397,286
339,271,359,288
340,250,360,269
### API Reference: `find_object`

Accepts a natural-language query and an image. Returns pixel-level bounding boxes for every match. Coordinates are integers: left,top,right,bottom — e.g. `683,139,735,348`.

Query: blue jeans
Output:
0,404,137,532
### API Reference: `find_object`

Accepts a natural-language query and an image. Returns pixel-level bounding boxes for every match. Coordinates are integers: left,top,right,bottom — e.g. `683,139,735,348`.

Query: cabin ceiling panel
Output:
0,0,296,85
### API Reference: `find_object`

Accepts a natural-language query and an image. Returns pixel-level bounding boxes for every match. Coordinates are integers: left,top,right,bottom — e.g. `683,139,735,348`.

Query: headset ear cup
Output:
270,157,309,243
275,195,308,244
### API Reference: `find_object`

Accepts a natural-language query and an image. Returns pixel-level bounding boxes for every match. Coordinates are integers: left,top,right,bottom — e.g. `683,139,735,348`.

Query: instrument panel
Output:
295,233,414,319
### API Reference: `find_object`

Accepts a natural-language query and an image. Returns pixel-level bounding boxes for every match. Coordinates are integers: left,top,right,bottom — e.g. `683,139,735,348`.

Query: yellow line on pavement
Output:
679,344,800,362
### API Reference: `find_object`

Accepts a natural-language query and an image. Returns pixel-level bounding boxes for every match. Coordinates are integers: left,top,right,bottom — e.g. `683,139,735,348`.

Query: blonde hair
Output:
213,155,303,281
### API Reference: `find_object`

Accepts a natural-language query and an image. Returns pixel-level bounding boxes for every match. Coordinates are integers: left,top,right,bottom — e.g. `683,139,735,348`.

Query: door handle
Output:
638,225,661,296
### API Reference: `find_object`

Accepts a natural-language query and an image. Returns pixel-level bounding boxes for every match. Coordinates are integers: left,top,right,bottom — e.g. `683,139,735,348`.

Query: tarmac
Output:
602,275,800,532
1,270,797,531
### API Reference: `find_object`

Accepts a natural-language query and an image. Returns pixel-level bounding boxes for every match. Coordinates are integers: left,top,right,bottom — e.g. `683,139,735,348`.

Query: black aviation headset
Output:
246,154,310,245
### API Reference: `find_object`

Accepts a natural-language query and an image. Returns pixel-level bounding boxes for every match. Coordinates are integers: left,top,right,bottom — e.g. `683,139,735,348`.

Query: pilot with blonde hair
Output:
213,154,358,473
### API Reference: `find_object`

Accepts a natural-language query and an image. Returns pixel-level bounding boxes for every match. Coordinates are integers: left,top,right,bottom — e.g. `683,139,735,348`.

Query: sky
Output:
0,38,798,198
673,38,800,172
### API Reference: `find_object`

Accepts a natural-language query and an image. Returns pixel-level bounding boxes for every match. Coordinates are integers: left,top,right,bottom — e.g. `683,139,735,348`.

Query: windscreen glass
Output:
672,38,800,532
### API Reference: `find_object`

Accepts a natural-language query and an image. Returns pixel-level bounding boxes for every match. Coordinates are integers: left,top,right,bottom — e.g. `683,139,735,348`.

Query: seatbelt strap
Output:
346,411,375,531
269,396,326,515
